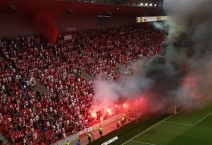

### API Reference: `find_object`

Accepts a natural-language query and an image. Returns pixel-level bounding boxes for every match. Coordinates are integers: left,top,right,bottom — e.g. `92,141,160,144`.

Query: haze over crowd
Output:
92,0,212,113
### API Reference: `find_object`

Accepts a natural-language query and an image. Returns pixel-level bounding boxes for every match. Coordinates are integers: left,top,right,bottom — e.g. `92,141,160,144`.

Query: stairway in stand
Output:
0,133,12,145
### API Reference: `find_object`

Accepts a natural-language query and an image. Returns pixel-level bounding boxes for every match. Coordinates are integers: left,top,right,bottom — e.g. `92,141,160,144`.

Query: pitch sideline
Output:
122,106,191,145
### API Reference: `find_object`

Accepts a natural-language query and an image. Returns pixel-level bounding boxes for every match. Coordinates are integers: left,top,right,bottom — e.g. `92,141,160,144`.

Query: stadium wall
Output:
53,113,122,145
0,12,136,37
0,13,39,38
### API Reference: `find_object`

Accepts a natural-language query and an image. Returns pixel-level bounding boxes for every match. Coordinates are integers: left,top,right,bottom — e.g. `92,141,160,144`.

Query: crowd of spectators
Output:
0,22,165,145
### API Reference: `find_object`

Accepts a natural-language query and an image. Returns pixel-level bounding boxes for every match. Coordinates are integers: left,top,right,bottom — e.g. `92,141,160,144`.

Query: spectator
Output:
76,139,81,145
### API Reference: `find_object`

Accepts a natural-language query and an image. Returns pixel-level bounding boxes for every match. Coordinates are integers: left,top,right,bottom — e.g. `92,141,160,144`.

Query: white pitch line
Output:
193,111,212,126
163,121,193,126
130,140,156,145
122,106,190,145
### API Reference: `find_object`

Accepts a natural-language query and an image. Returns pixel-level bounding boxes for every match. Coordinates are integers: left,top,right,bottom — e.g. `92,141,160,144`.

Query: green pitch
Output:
90,98,212,145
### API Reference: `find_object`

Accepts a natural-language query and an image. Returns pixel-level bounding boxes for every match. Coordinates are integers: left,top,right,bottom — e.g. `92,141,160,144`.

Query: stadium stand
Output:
0,23,165,144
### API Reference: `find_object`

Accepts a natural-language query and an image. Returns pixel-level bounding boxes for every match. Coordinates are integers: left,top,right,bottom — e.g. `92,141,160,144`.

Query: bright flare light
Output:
91,112,97,118
123,103,127,108
107,108,112,115
150,3,152,6
145,3,148,6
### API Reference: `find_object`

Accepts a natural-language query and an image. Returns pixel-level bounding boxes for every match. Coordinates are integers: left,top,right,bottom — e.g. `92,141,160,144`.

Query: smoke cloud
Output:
30,12,58,43
153,22,165,30
92,0,212,113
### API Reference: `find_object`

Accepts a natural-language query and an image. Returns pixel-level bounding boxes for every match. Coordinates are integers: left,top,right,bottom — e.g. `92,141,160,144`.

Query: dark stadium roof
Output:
0,0,164,16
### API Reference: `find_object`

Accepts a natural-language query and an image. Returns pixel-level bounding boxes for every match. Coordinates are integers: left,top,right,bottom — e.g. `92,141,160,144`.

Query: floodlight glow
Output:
154,4,157,6
150,3,152,6
145,3,148,6
140,3,143,6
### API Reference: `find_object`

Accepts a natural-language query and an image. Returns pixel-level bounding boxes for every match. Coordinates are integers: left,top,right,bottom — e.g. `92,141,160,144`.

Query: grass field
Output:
90,98,212,145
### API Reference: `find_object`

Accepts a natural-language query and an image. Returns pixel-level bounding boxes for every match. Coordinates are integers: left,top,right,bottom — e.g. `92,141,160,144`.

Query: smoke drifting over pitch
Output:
92,0,212,113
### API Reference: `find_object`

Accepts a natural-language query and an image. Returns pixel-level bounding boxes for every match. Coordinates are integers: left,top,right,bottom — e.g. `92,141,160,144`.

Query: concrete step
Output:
33,81,50,95
0,133,12,145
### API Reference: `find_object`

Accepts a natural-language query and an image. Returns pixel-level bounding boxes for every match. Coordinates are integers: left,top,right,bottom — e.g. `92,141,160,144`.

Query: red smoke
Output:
30,12,59,43
89,96,147,122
